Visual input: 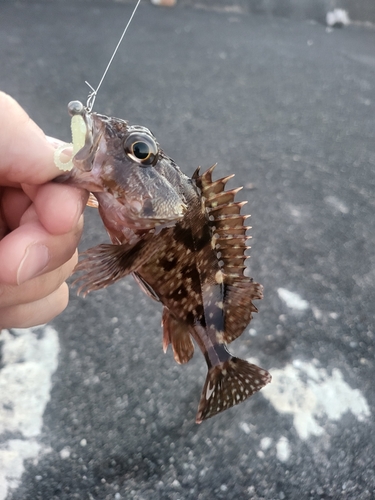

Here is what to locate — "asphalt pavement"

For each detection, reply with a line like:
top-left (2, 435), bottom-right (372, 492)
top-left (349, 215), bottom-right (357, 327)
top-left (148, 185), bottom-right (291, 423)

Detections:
top-left (0, 1), bottom-right (375, 499)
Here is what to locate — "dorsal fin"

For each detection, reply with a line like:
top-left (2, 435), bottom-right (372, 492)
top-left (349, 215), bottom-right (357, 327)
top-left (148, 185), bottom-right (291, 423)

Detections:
top-left (193, 166), bottom-right (249, 280)
top-left (193, 165), bottom-right (263, 343)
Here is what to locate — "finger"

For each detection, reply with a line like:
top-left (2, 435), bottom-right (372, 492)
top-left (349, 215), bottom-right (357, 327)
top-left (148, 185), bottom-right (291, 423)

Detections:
top-left (0, 216), bottom-right (83, 286)
top-left (0, 176), bottom-right (88, 237)
top-left (0, 251), bottom-right (78, 308)
top-left (24, 183), bottom-right (88, 235)
top-left (0, 188), bottom-right (32, 231)
top-left (0, 283), bottom-right (69, 330)
top-left (0, 92), bottom-right (67, 186)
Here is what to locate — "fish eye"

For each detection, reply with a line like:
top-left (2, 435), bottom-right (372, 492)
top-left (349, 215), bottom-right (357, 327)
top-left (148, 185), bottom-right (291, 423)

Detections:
top-left (132, 141), bottom-right (151, 160)
top-left (124, 131), bottom-right (158, 166)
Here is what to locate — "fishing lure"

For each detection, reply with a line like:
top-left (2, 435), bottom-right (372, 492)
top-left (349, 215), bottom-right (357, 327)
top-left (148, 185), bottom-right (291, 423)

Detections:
top-left (54, 1), bottom-right (271, 423)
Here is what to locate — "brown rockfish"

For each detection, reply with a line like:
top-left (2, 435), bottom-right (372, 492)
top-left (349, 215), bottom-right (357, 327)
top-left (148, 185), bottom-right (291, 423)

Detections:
top-left (58, 100), bottom-right (271, 423)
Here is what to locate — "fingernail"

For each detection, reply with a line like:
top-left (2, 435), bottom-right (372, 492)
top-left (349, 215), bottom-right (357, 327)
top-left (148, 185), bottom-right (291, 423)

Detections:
top-left (17, 244), bottom-right (50, 285)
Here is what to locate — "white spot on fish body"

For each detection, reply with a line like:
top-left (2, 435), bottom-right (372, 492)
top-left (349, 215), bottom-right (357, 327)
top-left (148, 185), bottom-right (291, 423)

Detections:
top-left (215, 270), bottom-right (224, 283)
top-left (206, 383), bottom-right (215, 400)
top-left (216, 331), bottom-right (225, 342)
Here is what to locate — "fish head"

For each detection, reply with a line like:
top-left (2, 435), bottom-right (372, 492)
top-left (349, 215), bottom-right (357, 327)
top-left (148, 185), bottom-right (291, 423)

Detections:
top-left (57, 101), bottom-right (187, 232)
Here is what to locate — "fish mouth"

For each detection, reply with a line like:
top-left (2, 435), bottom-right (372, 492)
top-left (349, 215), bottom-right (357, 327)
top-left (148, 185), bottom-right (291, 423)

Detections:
top-left (55, 101), bottom-right (105, 191)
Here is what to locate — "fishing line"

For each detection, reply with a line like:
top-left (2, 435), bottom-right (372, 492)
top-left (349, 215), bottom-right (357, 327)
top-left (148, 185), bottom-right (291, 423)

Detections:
top-left (86, 0), bottom-right (142, 111)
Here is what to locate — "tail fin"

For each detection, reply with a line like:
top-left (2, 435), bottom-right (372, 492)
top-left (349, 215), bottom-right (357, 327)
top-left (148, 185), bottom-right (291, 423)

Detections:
top-left (195, 357), bottom-right (271, 424)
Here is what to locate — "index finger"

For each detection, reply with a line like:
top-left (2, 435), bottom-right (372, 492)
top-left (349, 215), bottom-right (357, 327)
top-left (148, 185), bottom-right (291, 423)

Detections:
top-left (0, 92), bottom-right (65, 186)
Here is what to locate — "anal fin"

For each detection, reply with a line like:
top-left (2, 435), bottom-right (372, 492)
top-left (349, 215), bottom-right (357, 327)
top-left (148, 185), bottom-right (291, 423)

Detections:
top-left (196, 357), bottom-right (271, 423)
top-left (162, 308), bottom-right (194, 364)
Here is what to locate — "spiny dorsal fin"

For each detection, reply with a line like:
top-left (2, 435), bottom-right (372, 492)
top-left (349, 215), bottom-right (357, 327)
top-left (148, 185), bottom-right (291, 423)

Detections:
top-left (193, 166), bottom-right (251, 280)
top-left (193, 165), bottom-right (263, 343)
top-left (197, 163), bottom-right (217, 185)
top-left (192, 166), bottom-right (201, 180)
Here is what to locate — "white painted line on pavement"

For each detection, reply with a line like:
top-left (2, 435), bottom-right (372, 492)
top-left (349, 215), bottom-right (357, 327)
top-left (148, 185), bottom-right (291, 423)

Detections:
top-left (0, 326), bottom-right (60, 500)
top-left (244, 358), bottom-right (371, 462)
top-left (262, 359), bottom-right (370, 442)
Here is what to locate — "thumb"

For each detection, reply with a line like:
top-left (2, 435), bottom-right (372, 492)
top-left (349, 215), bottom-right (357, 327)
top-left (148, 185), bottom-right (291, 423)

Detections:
top-left (0, 92), bottom-right (64, 186)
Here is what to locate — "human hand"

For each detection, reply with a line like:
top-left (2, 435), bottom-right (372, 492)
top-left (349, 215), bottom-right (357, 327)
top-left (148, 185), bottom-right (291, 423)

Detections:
top-left (0, 92), bottom-right (88, 329)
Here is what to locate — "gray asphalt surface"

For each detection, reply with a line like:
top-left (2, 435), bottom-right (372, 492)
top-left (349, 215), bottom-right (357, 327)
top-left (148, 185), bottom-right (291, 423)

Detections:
top-left (1, 2), bottom-right (375, 499)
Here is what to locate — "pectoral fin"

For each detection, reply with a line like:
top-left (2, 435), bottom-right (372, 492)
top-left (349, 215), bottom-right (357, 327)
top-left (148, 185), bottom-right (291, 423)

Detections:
top-left (86, 193), bottom-right (99, 208)
top-left (74, 239), bottom-right (155, 296)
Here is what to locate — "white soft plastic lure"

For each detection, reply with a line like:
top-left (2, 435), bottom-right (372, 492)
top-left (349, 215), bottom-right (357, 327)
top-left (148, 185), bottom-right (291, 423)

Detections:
top-left (54, 113), bottom-right (86, 171)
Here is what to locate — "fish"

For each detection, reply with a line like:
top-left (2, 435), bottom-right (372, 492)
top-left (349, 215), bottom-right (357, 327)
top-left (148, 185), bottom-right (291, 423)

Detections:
top-left (57, 100), bottom-right (271, 423)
